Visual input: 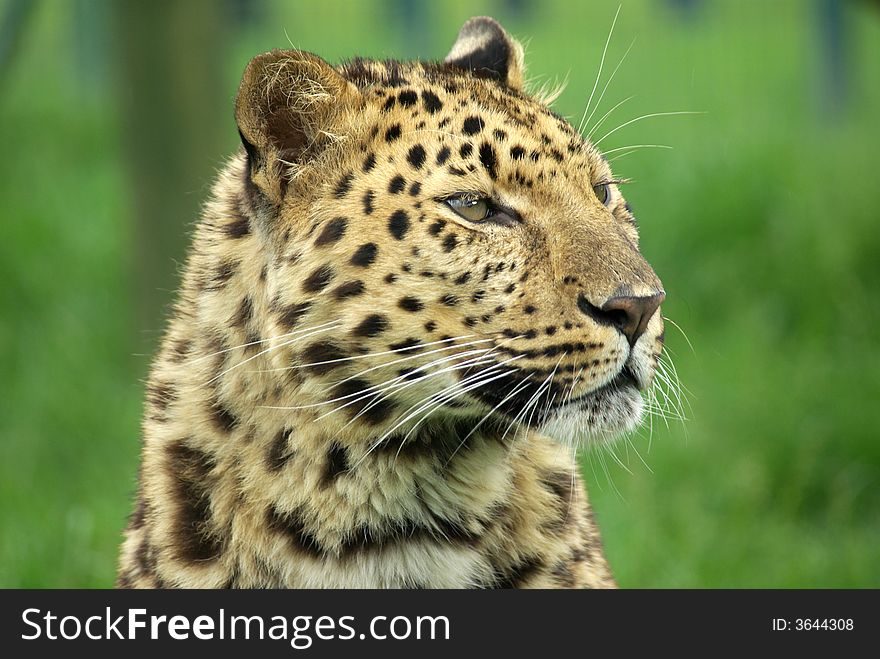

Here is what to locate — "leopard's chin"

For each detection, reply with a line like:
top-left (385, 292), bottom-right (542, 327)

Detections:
top-left (539, 370), bottom-right (645, 446)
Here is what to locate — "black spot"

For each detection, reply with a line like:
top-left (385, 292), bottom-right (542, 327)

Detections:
top-left (552, 562), bottom-right (576, 588)
top-left (333, 280), bottom-right (366, 299)
top-left (302, 264), bottom-right (335, 293)
top-left (146, 381), bottom-right (176, 415)
top-left (167, 441), bottom-right (221, 562)
top-left (265, 506), bottom-right (325, 558)
top-left (171, 337), bottom-right (193, 363)
top-left (454, 271), bottom-right (472, 285)
top-left (524, 305), bottom-right (537, 314)
top-left (459, 143), bottom-right (473, 158)
top-left (541, 471), bottom-right (575, 534)
top-left (388, 210), bottom-right (410, 239)
top-left (399, 296), bottom-right (424, 312)
top-left (407, 145), bottom-right (426, 169)
top-left (362, 190), bottom-right (375, 214)
top-left (542, 471), bottom-right (574, 507)
top-left (276, 301), bottom-right (311, 329)
top-left (332, 378), bottom-right (397, 425)
top-left (398, 366), bottom-right (422, 381)
top-left (363, 153), bottom-right (377, 172)
top-left (351, 242), bottom-right (378, 267)
top-left (231, 296), bottom-right (253, 328)
top-left (494, 556), bottom-right (543, 589)
top-left (209, 396), bottom-right (238, 433)
top-left (224, 213), bottom-right (250, 239)
top-left (334, 172), bottom-right (354, 198)
top-left (463, 317), bottom-right (477, 327)
top-left (129, 492), bottom-right (147, 530)
top-left (510, 145), bottom-right (526, 160)
top-left (385, 124), bottom-right (402, 142)
top-left (398, 89), bottom-right (418, 107)
top-left (315, 217), bottom-right (348, 246)
top-left (116, 570), bottom-right (135, 589)
top-left (389, 337), bottom-right (423, 354)
top-left (321, 443), bottom-right (349, 487)
top-left (353, 314), bottom-right (389, 337)
top-left (440, 293), bottom-right (459, 306)
top-left (479, 143), bottom-right (498, 179)
top-left (448, 166), bottom-right (467, 176)
top-left (134, 535), bottom-right (156, 574)
top-left (493, 129), bottom-right (507, 141)
top-left (424, 320), bottom-right (437, 332)
top-left (212, 260), bottom-right (237, 287)
top-left (442, 234), bottom-right (458, 252)
top-left (408, 181), bottom-right (422, 196)
top-left (471, 290), bottom-right (486, 302)
top-left (388, 175), bottom-right (406, 194)
top-left (436, 146), bottom-right (451, 165)
top-left (463, 116), bottom-right (485, 135)
top-left (383, 96), bottom-right (396, 111)
top-left (428, 220), bottom-right (446, 236)
top-left (384, 273), bottom-right (398, 284)
top-left (301, 341), bottom-right (349, 375)
top-left (422, 91), bottom-right (443, 113)
top-left (266, 429), bottom-right (294, 472)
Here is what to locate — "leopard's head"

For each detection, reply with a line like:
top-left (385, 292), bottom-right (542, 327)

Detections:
top-left (234, 17), bottom-right (664, 448)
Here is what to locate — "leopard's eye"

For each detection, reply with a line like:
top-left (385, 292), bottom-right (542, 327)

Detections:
top-left (445, 196), bottom-right (491, 223)
top-left (593, 183), bottom-right (611, 207)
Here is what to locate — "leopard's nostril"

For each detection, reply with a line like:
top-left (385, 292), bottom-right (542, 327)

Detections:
top-left (577, 291), bottom-right (665, 346)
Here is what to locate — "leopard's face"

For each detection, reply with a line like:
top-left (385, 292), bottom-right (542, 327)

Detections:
top-left (237, 19), bottom-right (664, 448)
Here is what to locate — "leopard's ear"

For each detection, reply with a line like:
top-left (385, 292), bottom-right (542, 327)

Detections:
top-left (235, 49), bottom-right (361, 204)
top-left (444, 17), bottom-right (525, 90)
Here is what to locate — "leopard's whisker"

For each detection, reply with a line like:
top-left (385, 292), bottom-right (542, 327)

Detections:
top-left (601, 143), bottom-right (673, 156)
top-left (593, 110), bottom-right (704, 148)
top-left (587, 95), bottom-right (634, 141)
top-left (578, 4), bottom-right (621, 134)
top-left (326, 356), bottom-right (508, 457)
top-left (331, 336), bottom-right (499, 387)
top-left (662, 315), bottom-right (696, 356)
top-left (441, 374), bottom-right (536, 467)
top-left (265, 346), bottom-right (495, 412)
top-left (582, 37), bottom-right (636, 136)
top-left (349, 359), bottom-right (523, 471)
top-left (207, 322), bottom-right (342, 384)
top-left (392, 361), bottom-right (524, 449)
top-left (317, 349), bottom-right (502, 424)
top-left (190, 320), bottom-right (341, 365)
top-left (259, 333), bottom-right (485, 373)
top-left (655, 360), bottom-right (687, 420)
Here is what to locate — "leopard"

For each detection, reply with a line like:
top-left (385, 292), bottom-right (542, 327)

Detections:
top-left (117, 16), bottom-right (665, 589)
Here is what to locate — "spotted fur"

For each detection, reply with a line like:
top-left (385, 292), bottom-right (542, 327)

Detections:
top-left (117, 17), bottom-right (665, 589)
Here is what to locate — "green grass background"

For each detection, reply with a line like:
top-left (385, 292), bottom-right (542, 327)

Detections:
top-left (1, 0), bottom-right (878, 587)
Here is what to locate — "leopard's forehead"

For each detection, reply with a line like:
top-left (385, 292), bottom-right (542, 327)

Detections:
top-left (336, 58), bottom-right (607, 187)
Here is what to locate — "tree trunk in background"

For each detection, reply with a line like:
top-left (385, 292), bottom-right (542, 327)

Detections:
top-left (112, 0), bottom-right (228, 351)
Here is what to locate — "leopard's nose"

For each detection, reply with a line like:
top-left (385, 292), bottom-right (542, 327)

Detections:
top-left (578, 291), bottom-right (665, 346)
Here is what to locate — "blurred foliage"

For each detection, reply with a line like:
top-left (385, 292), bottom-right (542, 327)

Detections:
top-left (0, 0), bottom-right (878, 587)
